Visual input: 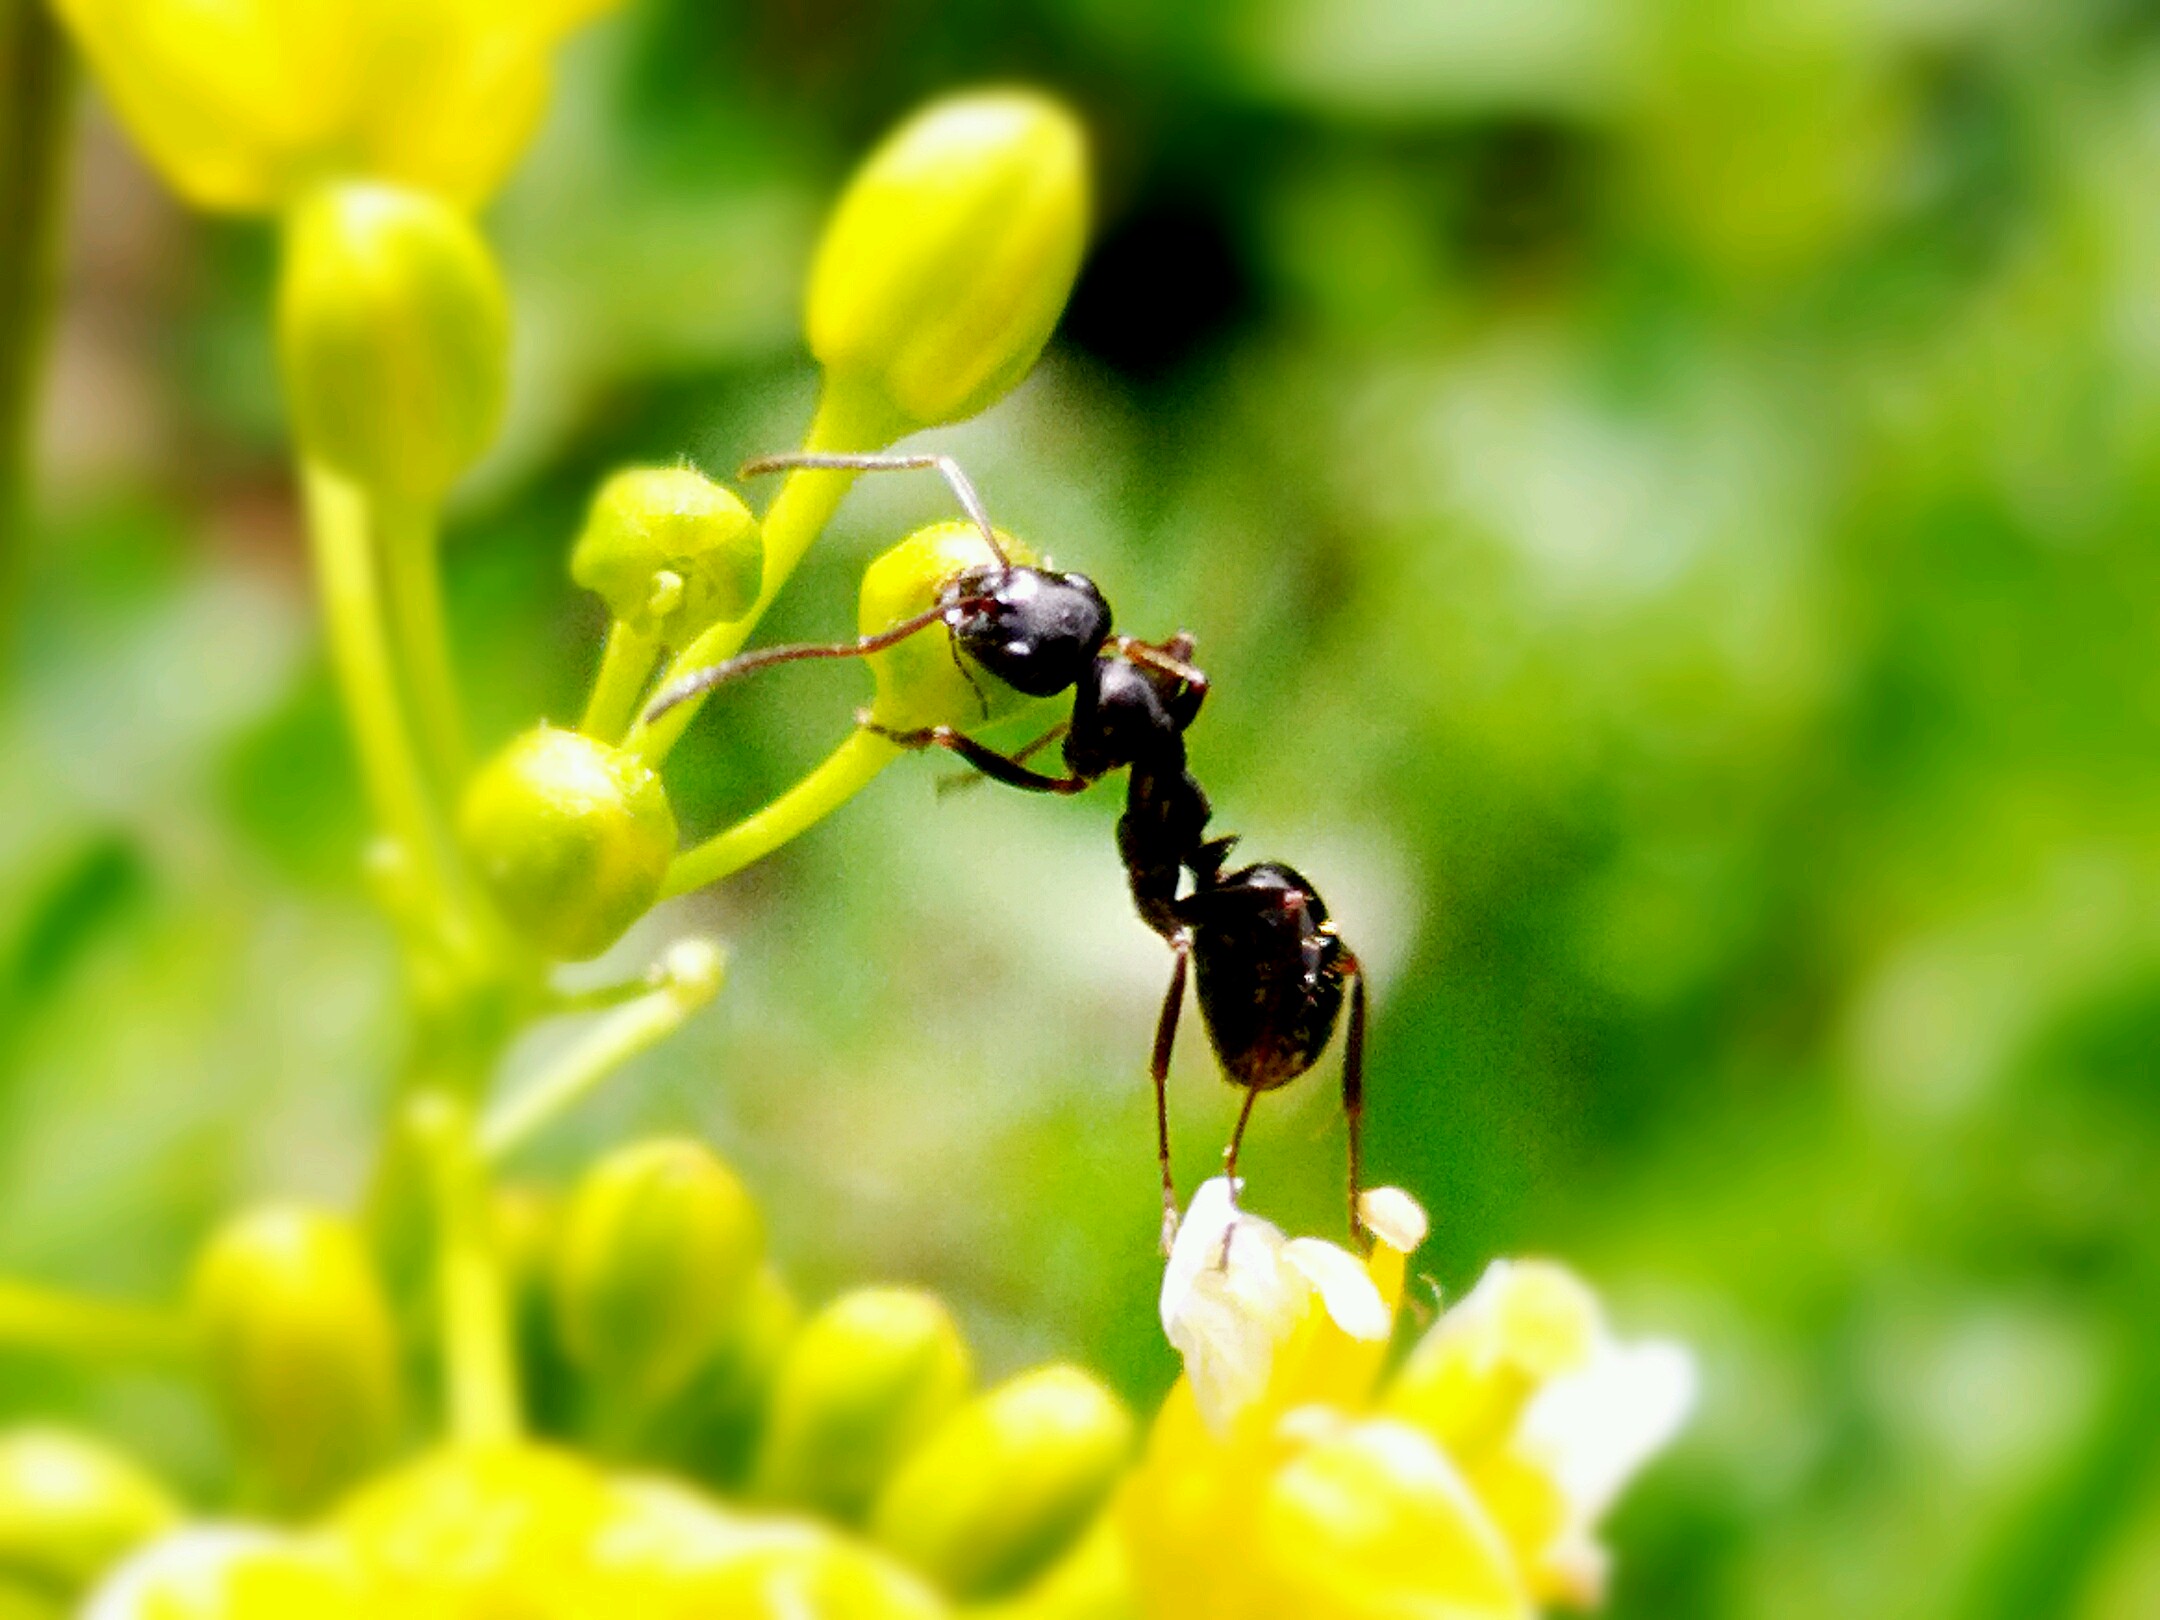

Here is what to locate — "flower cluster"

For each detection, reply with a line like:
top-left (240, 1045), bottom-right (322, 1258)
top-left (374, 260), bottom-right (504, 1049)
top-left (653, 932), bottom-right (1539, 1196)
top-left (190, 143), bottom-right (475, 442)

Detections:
top-left (1122, 1180), bottom-right (1695, 1619)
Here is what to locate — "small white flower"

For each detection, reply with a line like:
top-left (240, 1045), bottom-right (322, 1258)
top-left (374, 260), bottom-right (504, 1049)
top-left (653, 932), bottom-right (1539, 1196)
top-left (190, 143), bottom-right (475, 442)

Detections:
top-left (1159, 1177), bottom-right (1398, 1434)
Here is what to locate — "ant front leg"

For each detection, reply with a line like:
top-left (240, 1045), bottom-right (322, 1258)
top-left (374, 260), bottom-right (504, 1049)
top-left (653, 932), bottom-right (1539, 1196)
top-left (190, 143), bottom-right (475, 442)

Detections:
top-left (860, 717), bottom-right (1094, 795)
top-left (1119, 635), bottom-right (1209, 727)
top-left (1150, 934), bottom-right (1191, 1253)
top-left (646, 601), bottom-right (961, 718)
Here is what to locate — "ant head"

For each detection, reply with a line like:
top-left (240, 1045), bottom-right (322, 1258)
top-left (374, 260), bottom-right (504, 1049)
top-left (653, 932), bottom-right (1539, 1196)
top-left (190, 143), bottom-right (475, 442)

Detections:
top-left (943, 565), bottom-right (1113, 699)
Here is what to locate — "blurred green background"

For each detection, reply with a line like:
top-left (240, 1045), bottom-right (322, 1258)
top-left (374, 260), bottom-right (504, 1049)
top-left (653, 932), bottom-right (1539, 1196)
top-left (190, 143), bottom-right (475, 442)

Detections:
top-left (7, 2), bottom-right (2160, 1615)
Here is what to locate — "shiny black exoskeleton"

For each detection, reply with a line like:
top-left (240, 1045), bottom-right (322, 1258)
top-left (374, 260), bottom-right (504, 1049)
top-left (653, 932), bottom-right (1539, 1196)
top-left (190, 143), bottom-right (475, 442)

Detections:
top-left (648, 450), bottom-right (1369, 1246)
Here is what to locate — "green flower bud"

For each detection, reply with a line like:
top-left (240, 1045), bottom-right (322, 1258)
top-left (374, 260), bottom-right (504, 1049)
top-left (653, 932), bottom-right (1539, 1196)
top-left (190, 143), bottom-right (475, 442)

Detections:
top-left (277, 182), bottom-right (509, 500)
top-left (458, 727), bottom-right (677, 962)
top-left (650, 1264), bottom-right (802, 1489)
top-left (860, 521), bottom-right (1039, 732)
top-left (871, 1364), bottom-right (1134, 1601)
top-left (0, 1430), bottom-right (178, 1600)
top-left (188, 1206), bottom-right (403, 1512)
top-left (755, 1287), bottom-right (972, 1522)
top-left (571, 468), bottom-right (764, 649)
top-left (553, 1139), bottom-right (763, 1414)
top-left (809, 90), bottom-right (1089, 433)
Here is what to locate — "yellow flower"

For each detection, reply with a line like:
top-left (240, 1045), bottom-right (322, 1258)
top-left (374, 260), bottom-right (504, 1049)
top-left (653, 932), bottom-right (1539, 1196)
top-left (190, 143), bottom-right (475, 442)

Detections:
top-left (49, 0), bottom-right (621, 214)
top-left (1118, 1178), bottom-right (1692, 1619)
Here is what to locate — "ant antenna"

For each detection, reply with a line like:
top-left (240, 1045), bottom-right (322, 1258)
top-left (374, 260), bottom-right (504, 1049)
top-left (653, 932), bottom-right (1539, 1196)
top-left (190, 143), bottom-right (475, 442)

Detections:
top-left (739, 452), bottom-right (1010, 568)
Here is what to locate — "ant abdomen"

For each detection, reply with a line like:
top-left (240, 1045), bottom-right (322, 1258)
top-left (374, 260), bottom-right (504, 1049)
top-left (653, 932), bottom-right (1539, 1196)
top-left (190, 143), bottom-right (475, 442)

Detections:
top-left (1184, 862), bottom-right (1349, 1092)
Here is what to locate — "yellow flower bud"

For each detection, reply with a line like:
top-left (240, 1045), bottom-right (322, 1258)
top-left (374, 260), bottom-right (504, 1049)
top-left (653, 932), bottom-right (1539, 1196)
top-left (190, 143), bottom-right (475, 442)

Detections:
top-left (334, 1443), bottom-right (616, 1613)
top-left (82, 1529), bottom-right (365, 1620)
top-left (599, 1479), bottom-right (945, 1620)
top-left (808, 90), bottom-right (1089, 433)
top-left (553, 1139), bottom-right (764, 1413)
top-left (650, 1264), bottom-right (802, 1488)
top-left (571, 468), bottom-right (764, 649)
top-left (458, 727), bottom-right (677, 962)
top-left (755, 1287), bottom-right (972, 1522)
top-left (871, 1365), bottom-right (1132, 1601)
top-left (0, 1430), bottom-right (178, 1600)
top-left (277, 182), bottom-right (509, 500)
top-left (859, 521), bottom-right (1041, 732)
top-left (49, 0), bottom-right (623, 214)
top-left (189, 1205), bottom-right (403, 1512)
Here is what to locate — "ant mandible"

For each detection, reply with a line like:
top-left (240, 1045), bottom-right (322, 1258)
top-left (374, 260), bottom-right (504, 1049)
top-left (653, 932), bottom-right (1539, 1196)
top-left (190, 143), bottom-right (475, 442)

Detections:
top-left (648, 452), bottom-right (1369, 1251)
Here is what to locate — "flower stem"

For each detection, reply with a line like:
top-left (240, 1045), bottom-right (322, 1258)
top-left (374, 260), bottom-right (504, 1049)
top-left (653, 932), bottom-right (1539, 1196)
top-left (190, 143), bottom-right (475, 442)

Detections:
top-left (302, 461), bottom-right (451, 909)
top-left (377, 493), bottom-right (467, 794)
top-left (479, 951), bottom-right (728, 1163)
top-left (0, 1277), bottom-right (191, 1366)
top-left (0, 0), bottom-right (74, 676)
top-left (412, 1096), bottom-right (520, 1445)
top-left (580, 618), bottom-right (659, 744)
top-left (625, 382), bottom-right (900, 765)
top-left (662, 727), bottom-right (898, 896)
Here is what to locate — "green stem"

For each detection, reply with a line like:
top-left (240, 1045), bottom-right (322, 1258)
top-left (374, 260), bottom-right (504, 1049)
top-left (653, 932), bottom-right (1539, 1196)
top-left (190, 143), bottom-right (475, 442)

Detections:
top-left (302, 462), bottom-right (451, 906)
top-left (0, 0), bottom-right (74, 673)
top-left (580, 618), bottom-right (660, 744)
top-left (479, 953), bottom-right (728, 1163)
top-left (412, 1097), bottom-right (520, 1445)
top-left (625, 383), bottom-right (900, 765)
top-left (0, 1277), bottom-right (192, 1366)
top-left (378, 494), bottom-right (467, 794)
top-left (663, 727), bottom-right (899, 896)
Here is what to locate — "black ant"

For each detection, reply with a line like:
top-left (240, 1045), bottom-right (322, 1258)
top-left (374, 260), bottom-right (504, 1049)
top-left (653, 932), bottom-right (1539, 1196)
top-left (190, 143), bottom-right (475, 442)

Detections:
top-left (648, 452), bottom-right (1368, 1251)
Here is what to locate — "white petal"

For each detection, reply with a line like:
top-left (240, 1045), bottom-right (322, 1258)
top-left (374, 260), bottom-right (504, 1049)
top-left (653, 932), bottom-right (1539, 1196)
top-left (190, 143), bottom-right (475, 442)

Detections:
top-left (1521, 1337), bottom-right (1696, 1520)
top-left (87, 1528), bottom-right (284, 1619)
top-left (1283, 1238), bottom-right (1391, 1341)
top-left (1358, 1185), bottom-right (1429, 1253)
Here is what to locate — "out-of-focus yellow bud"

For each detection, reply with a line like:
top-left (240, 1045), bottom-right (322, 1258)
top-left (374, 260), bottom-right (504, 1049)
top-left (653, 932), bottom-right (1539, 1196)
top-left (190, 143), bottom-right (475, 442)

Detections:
top-left (277, 182), bottom-right (509, 501)
top-left (653, 1264), bottom-right (802, 1489)
top-left (808, 90), bottom-right (1089, 434)
top-left (755, 1287), bottom-right (972, 1522)
top-left (553, 1139), bottom-right (763, 1413)
top-left (1254, 1420), bottom-right (1531, 1620)
top-left (82, 1529), bottom-right (365, 1620)
top-left (872, 1365), bottom-right (1132, 1602)
top-left (458, 727), bottom-right (677, 962)
top-left (189, 1205), bottom-right (403, 1512)
top-left (859, 522), bottom-right (1039, 732)
top-left (599, 1480), bottom-right (945, 1620)
top-left (572, 468), bottom-right (764, 649)
top-left (334, 1443), bottom-right (615, 1615)
top-left (0, 1430), bottom-right (178, 1601)
top-left (49, 0), bottom-right (623, 214)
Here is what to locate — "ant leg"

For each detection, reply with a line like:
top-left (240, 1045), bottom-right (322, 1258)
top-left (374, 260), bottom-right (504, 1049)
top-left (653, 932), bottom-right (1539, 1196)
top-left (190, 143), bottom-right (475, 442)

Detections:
top-left (645, 599), bottom-right (963, 719)
top-left (1343, 959), bottom-right (1369, 1252)
top-left (1118, 636), bottom-right (1209, 726)
top-left (936, 720), bottom-right (1069, 797)
top-left (861, 718), bottom-right (1093, 795)
top-left (1150, 935), bottom-right (1191, 1253)
top-left (1217, 1086), bottom-right (1261, 1268)
top-left (740, 451), bottom-right (1007, 566)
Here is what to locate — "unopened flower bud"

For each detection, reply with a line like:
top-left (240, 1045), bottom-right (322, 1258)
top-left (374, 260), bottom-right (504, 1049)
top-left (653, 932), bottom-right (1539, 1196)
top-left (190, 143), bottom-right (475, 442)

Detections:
top-left (756, 1287), bottom-right (972, 1521)
top-left (0, 1430), bottom-right (178, 1599)
top-left (84, 1528), bottom-right (364, 1620)
top-left (553, 1139), bottom-right (763, 1413)
top-left (188, 1206), bottom-right (403, 1511)
top-left (809, 90), bottom-right (1089, 433)
top-left (277, 182), bottom-right (509, 500)
top-left (651, 1263), bottom-right (801, 1487)
top-left (458, 727), bottom-right (677, 962)
top-left (571, 468), bottom-right (764, 649)
top-left (871, 1364), bottom-right (1133, 1600)
top-left (859, 521), bottom-right (1038, 732)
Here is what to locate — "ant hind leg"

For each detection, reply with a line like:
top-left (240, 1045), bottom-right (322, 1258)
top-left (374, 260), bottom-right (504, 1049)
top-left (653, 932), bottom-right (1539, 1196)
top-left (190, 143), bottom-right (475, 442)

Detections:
top-left (1151, 936), bottom-right (1190, 1254)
